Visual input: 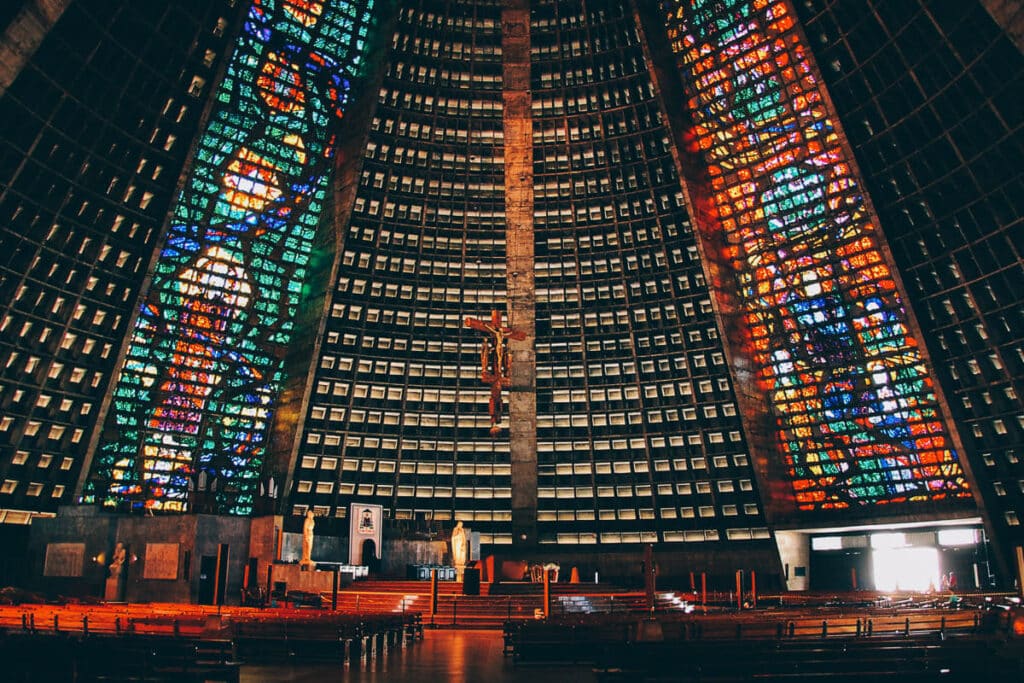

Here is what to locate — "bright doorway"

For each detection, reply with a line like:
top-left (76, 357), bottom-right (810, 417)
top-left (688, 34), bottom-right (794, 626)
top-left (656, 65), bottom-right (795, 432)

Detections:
top-left (872, 546), bottom-right (940, 592)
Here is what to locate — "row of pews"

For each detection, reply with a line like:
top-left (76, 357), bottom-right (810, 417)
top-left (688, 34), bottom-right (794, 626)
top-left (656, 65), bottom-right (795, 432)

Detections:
top-left (0, 632), bottom-right (240, 683)
top-left (592, 634), bottom-right (1021, 681)
top-left (505, 602), bottom-right (1024, 680)
top-left (0, 602), bottom-right (424, 681)
top-left (232, 610), bottom-right (420, 664)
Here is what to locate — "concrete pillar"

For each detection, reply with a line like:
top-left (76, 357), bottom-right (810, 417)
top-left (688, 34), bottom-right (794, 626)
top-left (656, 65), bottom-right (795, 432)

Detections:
top-left (980, 0), bottom-right (1024, 52)
top-left (775, 531), bottom-right (811, 591)
top-left (502, 0), bottom-right (537, 549)
top-left (0, 0), bottom-right (70, 97)
top-left (1015, 546), bottom-right (1024, 598)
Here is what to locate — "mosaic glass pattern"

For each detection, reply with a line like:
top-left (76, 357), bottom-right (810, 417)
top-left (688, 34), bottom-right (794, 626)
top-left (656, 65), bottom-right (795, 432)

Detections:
top-left (662, 0), bottom-right (970, 509)
top-left (85, 0), bottom-right (374, 514)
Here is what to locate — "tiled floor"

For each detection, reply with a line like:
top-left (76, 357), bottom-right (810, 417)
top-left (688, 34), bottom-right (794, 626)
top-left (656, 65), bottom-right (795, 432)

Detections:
top-left (240, 629), bottom-right (596, 682)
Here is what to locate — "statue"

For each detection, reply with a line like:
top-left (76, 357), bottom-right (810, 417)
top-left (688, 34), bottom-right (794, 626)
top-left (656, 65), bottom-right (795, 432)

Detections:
top-left (465, 309), bottom-right (525, 436)
top-left (109, 542), bottom-right (126, 578)
top-left (300, 509), bottom-right (315, 568)
top-left (104, 542), bottom-right (128, 601)
top-left (450, 521), bottom-right (468, 573)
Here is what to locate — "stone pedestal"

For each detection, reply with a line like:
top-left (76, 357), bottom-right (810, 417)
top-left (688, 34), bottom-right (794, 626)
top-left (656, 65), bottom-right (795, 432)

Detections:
top-left (104, 576), bottom-right (122, 601)
top-left (271, 563), bottom-right (336, 593)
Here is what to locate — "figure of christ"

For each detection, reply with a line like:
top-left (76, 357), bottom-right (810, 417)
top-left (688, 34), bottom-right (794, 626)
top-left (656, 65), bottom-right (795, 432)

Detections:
top-left (465, 309), bottom-right (525, 436)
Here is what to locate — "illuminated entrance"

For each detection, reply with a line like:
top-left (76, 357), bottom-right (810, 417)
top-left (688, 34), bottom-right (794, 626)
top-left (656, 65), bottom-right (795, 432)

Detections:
top-left (872, 546), bottom-right (941, 593)
top-left (808, 525), bottom-right (987, 591)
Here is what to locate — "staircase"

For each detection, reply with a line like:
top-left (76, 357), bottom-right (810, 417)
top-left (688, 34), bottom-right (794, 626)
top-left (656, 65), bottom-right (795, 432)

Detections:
top-left (324, 581), bottom-right (694, 628)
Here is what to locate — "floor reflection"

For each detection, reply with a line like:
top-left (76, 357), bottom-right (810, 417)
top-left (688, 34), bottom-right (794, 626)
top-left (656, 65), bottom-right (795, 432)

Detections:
top-left (240, 629), bottom-right (596, 682)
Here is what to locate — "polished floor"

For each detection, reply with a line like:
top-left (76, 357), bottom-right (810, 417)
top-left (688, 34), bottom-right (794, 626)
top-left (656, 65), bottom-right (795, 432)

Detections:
top-left (240, 629), bottom-right (595, 682)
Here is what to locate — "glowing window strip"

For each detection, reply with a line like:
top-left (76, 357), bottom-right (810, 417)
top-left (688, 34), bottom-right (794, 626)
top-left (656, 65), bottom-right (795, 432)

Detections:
top-left (662, 0), bottom-right (969, 509)
top-left (86, 0), bottom-right (374, 514)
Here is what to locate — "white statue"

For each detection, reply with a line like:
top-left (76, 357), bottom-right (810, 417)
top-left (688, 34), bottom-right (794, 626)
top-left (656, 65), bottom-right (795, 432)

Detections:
top-left (109, 542), bottom-right (126, 578)
top-left (450, 521), bottom-right (468, 571)
top-left (300, 509), bottom-right (315, 567)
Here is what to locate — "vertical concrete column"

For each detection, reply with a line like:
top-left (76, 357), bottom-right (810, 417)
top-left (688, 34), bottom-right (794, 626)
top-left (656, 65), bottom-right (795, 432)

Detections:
top-left (980, 0), bottom-right (1024, 53)
top-left (774, 531), bottom-right (811, 591)
top-left (0, 0), bottom-right (70, 97)
top-left (542, 567), bottom-right (551, 619)
top-left (501, 1), bottom-right (537, 549)
top-left (430, 568), bottom-right (438, 615)
top-left (644, 544), bottom-right (656, 613)
top-left (1016, 546), bottom-right (1024, 598)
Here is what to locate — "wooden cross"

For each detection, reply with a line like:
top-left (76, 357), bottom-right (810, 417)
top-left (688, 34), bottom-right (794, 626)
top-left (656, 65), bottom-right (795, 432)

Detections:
top-left (465, 309), bottom-right (525, 436)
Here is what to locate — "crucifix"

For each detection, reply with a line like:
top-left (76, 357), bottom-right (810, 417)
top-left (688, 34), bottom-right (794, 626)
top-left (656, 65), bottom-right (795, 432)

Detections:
top-left (465, 309), bottom-right (526, 436)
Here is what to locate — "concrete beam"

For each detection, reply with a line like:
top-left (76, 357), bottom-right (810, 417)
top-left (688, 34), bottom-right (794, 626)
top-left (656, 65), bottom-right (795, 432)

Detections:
top-left (502, 1), bottom-right (536, 549)
top-left (0, 0), bottom-right (69, 98)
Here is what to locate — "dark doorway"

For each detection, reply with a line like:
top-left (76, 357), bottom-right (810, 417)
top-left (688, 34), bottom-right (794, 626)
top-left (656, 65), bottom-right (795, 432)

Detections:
top-left (244, 557), bottom-right (258, 590)
top-left (215, 543), bottom-right (229, 605)
top-left (361, 539), bottom-right (379, 573)
top-left (242, 557), bottom-right (261, 605)
top-left (0, 525), bottom-right (30, 587)
top-left (198, 555), bottom-right (217, 605)
top-left (810, 549), bottom-right (871, 590)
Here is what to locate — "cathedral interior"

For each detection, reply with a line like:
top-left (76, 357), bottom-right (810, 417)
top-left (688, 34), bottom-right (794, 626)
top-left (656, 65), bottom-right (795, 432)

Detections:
top-left (0, 0), bottom-right (1021, 602)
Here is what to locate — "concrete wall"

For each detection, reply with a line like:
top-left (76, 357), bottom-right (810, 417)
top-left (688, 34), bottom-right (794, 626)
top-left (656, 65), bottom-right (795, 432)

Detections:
top-left (270, 563), bottom-right (336, 595)
top-left (774, 531), bottom-right (811, 591)
top-left (486, 541), bottom-right (786, 591)
top-left (248, 515), bottom-right (282, 596)
top-left (116, 515), bottom-right (197, 603)
top-left (381, 539), bottom-right (448, 576)
top-left (244, 534), bottom-right (784, 587)
top-left (281, 531), bottom-right (346, 564)
top-left (27, 506), bottom-right (115, 598)
top-left (278, 534), bottom-right (448, 577)
top-left (28, 510), bottom-right (282, 604)
top-left (28, 509), bottom-right (788, 599)
top-left (192, 515), bottom-right (257, 604)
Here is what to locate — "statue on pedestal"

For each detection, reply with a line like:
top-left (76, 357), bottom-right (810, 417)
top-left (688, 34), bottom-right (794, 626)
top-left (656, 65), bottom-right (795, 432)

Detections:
top-left (109, 542), bottom-right (126, 578)
top-left (300, 509), bottom-right (315, 569)
top-left (450, 521), bottom-right (468, 580)
top-left (105, 542), bottom-right (127, 601)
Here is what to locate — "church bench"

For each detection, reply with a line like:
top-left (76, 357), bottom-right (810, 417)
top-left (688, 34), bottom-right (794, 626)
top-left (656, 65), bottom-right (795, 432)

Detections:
top-left (592, 635), bottom-right (1007, 682)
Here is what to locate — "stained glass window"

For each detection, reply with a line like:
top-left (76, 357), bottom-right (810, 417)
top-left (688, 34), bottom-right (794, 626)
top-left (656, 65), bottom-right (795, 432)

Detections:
top-left (84, 0), bottom-right (375, 514)
top-left (661, 0), bottom-right (970, 509)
